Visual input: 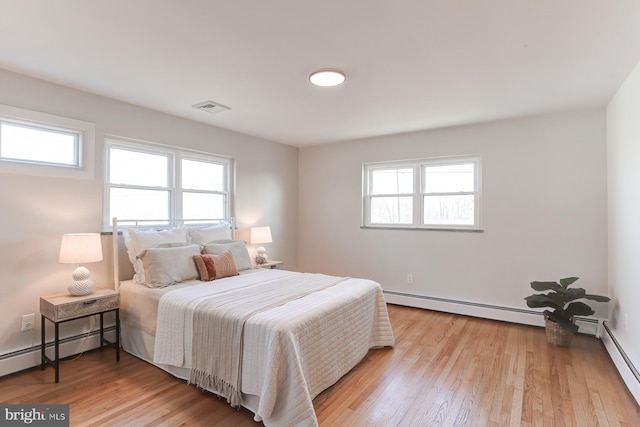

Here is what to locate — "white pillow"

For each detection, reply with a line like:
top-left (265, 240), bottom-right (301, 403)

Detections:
top-left (122, 227), bottom-right (189, 283)
top-left (187, 223), bottom-right (232, 245)
top-left (138, 244), bottom-right (201, 288)
top-left (203, 240), bottom-right (253, 271)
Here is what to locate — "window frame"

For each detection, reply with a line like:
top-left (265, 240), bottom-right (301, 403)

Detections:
top-left (362, 155), bottom-right (482, 231)
top-left (0, 103), bottom-right (95, 179)
top-left (363, 161), bottom-right (418, 227)
top-left (103, 137), bottom-right (235, 230)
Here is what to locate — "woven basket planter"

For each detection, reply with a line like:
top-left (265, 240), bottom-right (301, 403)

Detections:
top-left (544, 316), bottom-right (575, 347)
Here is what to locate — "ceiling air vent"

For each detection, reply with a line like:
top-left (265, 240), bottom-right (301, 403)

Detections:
top-left (192, 100), bottom-right (231, 115)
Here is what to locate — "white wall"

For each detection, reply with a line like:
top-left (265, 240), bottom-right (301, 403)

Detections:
top-left (298, 110), bottom-right (608, 317)
top-left (607, 61), bottom-right (640, 371)
top-left (0, 68), bottom-right (298, 365)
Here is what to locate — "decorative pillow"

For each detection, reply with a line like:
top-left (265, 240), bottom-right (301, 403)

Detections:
top-left (203, 240), bottom-right (252, 271)
top-left (138, 244), bottom-right (201, 288)
top-left (123, 227), bottom-right (189, 284)
top-left (187, 223), bottom-right (231, 245)
top-left (193, 251), bottom-right (238, 281)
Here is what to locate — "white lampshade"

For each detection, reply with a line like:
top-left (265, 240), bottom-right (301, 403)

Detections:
top-left (59, 233), bottom-right (103, 264)
top-left (250, 226), bottom-right (272, 265)
top-left (250, 226), bottom-right (273, 245)
top-left (59, 233), bottom-right (103, 296)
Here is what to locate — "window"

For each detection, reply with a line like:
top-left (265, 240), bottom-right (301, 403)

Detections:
top-left (363, 156), bottom-right (481, 230)
top-left (368, 166), bottom-right (415, 225)
top-left (0, 104), bottom-right (95, 178)
top-left (1, 122), bottom-right (80, 166)
top-left (104, 138), bottom-right (234, 228)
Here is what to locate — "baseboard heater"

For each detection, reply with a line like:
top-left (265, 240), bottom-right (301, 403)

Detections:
top-left (601, 321), bottom-right (640, 404)
top-left (383, 290), bottom-right (600, 334)
top-left (0, 326), bottom-right (117, 378)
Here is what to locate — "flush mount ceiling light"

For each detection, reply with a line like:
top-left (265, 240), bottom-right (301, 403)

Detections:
top-left (309, 69), bottom-right (346, 87)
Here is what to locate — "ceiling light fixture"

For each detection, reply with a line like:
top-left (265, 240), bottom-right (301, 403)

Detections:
top-left (309, 69), bottom-right (346, 87)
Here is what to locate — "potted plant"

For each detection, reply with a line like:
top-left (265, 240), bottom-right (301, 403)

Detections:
top-left (524, 277), bottom-right (610, 346)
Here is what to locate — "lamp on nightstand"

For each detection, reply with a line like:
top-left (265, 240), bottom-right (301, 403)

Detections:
top-left (250, 226), bottom-right (272, 265)
top-left (59, 233), bottom-right (103, 296)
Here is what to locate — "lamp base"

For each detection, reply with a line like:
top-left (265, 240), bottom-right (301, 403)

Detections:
top-left (255, 246), bottom-right (268, 265)
top-left (68, 265), bottom-right (94, 295)
top-left (68, 279), bottom-right (94, 296)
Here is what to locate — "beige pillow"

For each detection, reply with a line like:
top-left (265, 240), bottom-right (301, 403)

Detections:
top-left (123, 227), bottom-right (189, 283)
top-left (187, 224), bottom-right (231, 245)
top-left (203, 240), bottom-right (252, 271)
top-left (138, 244), bottom-right (201, 288)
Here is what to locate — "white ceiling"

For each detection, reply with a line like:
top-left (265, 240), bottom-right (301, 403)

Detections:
top-left (1, 1), bottom-right (639, 147)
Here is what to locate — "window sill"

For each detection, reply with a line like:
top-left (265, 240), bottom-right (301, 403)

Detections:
top-left (360, 226), bottom-right (484, 232)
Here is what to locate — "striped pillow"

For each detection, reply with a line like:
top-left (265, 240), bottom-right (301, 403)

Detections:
top-left (193, 251), bottom-right (238, 281)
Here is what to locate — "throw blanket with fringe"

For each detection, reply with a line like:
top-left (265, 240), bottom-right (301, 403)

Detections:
top-left (154, 270), bottom-right (295, 368)
top-left (189, 272), bottom-right (347, 408)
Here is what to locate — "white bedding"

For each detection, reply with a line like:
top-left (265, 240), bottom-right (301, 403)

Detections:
top-left (120, 269), bottom-right (395, 427)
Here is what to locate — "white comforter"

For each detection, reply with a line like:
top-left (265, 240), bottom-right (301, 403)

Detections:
top-left (153, 269), bottom-right (395, 427)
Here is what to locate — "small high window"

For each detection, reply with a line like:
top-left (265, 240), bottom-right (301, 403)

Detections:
top-left (0, 122), bottom-right (80, 167)
top-left (0, 104), bottom-right (95, 179)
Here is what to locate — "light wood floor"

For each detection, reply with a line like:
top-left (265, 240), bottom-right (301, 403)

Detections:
top-left (1, 304), bottom-right (638, 426)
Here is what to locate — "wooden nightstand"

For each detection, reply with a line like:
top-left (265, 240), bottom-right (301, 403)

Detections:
top-left (258, 260), bottom-right (284, 269)
top-left (40, 288), bottom-right (120, 383)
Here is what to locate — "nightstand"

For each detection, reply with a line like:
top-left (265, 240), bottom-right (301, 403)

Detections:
top-left (40, 288), bottom-right (120, 383)
top-left (258, 260), bottom-right (284, 269)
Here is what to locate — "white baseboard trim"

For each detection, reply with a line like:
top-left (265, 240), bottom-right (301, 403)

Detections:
top-left (384, 291), bottom-right (601, 336)
top-left (600, 322), bottom-right (640, 405)
top-left (0, 328), bottom-right (117, 378)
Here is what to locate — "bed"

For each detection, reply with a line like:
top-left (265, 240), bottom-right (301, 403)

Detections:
top-left (112, 218), bottom-right (395, 427)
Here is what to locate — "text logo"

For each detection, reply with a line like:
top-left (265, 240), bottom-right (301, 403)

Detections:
top-left (1, 405), bottom-right (69, 426)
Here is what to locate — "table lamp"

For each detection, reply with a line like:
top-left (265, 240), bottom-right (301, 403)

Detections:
top-left (59, 233), bottom-right (103, 296)
top-left (250, 226), bottom-right (272, 265)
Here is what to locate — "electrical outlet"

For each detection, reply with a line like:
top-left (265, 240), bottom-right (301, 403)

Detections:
top-left (21, 313), bottom-right (35, 332)
top-left (407, 273), bottom-right (414, 284)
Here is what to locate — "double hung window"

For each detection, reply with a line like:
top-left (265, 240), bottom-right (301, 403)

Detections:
top-left (363, 156), bottom-right (481, 230)
top-left (104, 138), bottom-right (234, 227)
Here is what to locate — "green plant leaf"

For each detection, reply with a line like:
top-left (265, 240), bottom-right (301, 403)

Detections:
top-left (524, 294), bottom-right (561, 309)
top-left (530, 281), bottom-right (562, 292)
top-left (545, 310), bottom-right (562, 322)
top-left (565, 301), bottom-right (595, 317)
top-left (559, 277), bottom-right (579, 288)
top-left (583, 294), bottom-right (611, 302)
top-left (562, 287), bottom-right (587, 302)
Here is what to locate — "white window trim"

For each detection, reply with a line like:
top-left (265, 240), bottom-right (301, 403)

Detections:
top-left (103, 136), bottom-right (235, 230)
top-left (362, 155), bottom-right (482, 231)
top-left (0, 104), bottom-right (95, 179)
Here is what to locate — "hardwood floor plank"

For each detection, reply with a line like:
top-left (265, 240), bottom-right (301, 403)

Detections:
top-left (1, 304), bottom-right (638, 426)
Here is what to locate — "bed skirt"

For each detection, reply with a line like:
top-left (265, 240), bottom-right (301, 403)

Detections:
top-left (121, 322), bottom-right (262, 417)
